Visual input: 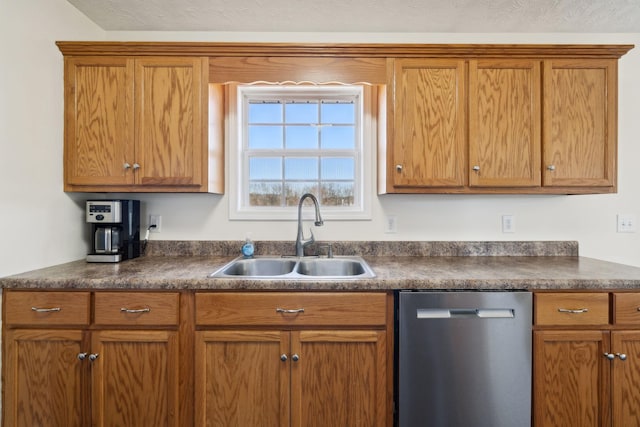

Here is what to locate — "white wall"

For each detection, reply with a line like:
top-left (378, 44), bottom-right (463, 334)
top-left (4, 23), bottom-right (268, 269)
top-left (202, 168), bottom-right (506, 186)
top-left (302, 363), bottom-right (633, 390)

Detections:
top-left (0, 0), bottom-right (104, 277)
top-left (1, 4), bottom-right (639, 277)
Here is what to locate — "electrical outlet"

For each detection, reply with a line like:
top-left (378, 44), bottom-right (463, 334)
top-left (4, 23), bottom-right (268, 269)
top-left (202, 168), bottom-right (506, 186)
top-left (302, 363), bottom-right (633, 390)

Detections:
top-left (149, 215), bottom-right (162, 233)
top-left (617, 214), bottom-right (636, 233)
top-left (502, 215), bottom-right (515, 233)
top-left (384, 215), bottom-right (398, 233)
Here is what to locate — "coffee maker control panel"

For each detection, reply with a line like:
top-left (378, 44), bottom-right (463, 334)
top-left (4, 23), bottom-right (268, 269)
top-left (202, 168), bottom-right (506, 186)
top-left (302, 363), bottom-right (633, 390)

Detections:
top-left (87, 201), bottom-right (122, 223)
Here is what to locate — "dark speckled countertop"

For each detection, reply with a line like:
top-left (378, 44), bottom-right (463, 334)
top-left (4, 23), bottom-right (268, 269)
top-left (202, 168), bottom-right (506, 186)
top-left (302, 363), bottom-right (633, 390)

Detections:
top-left (2, 241), bottom-right (640, 291)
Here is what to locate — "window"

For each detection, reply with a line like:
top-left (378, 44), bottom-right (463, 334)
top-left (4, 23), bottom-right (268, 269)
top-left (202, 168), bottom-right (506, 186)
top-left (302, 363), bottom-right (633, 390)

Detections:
top-left (228, 83), bottom-right (375, 220)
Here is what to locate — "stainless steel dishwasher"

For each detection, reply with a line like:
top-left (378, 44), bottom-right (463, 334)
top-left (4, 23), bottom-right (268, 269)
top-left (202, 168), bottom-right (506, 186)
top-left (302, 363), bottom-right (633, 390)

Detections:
top-left (398, 291), bottom-right (532, 427)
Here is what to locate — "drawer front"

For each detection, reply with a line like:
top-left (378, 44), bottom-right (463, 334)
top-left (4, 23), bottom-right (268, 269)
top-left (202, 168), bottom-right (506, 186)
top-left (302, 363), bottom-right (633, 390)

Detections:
top-left (535, 293), bottom-right (610, 326)
top-left (196, 292), bottom-right (387, 327)
top-left (94, 292), bottom-right (180, 326)
top-left (614, 293), bottom-right (640, 325)
top-left (4, 291), bottom-right (91, 326)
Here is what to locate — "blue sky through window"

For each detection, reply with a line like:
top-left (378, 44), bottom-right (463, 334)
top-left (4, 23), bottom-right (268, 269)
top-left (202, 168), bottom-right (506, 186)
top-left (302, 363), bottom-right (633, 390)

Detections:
top-left (246, 97), bottom-right (357, 207)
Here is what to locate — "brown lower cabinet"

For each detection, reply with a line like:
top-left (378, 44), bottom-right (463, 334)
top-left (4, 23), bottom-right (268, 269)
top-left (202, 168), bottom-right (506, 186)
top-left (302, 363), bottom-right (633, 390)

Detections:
top-left (194, 292), bottom-right (390, 427)
top-left (3, 290), bottom-right (391, 427)
top-left (534, 292), bottom-right (640, 427)
top-left (3, 290), bottom-right (182, 427)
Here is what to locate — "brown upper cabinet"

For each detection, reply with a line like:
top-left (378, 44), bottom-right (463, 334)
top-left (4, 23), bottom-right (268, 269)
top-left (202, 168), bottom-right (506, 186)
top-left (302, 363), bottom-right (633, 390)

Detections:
top-left (57, 42), bottom-right (632, 195)
top-left (62, 55), bottom-right (222, 193)
top-left (385, 48), bottom-right (630, 194)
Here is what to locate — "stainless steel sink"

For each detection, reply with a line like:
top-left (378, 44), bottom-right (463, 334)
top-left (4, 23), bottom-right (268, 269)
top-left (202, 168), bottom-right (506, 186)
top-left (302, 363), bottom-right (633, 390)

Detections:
top-left (296, 258), bottom-right (369, 277)
top-left (217, 258), bottom-right (297, 276)
top-left (209, 256), bottom-right (375, 279)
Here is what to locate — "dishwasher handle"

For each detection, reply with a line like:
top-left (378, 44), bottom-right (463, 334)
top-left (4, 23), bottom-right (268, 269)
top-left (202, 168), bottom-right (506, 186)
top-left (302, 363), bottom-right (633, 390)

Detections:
top-left (417, 308), bottom-right (515, 319)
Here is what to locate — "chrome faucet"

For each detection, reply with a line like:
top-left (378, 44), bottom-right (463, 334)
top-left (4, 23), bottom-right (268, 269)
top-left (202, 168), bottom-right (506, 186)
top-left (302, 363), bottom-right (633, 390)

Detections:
top-left (295, 193), bottom-right (324, 257)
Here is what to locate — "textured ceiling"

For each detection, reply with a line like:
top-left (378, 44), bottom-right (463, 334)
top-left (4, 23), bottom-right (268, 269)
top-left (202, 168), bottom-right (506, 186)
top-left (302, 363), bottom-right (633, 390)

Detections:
top-left (67, 0), bottom-right (640, 33)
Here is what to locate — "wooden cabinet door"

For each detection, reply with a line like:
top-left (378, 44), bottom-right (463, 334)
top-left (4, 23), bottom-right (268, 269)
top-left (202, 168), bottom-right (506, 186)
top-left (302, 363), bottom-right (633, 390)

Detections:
top-left (611, 331), bottom-right (640, 427)
top-left (392, 59), bottom-right (466, 188)
top-left (469, 59), bottom-right (541, 187)
top-left (195, 330), bottom-right (290, 427)
top-left (534, 330), bottom-right (611, 427)
top-left (543, 59), bottom-right (617, 188)
top-left (135, 57), bottom-right (206, 188)
top-left (64, 57), bottom-right (135, 188)
top-left (4, 329), bottom-right (88, 427)
top-left (291, 330), bottom-right (387, 427)
top-left (91, 330), bottom-right (180, 427)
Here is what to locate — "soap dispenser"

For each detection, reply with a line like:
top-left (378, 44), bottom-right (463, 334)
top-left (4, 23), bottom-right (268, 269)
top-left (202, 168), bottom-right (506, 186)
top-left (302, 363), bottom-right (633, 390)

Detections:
top-left (241, 234), bottom-right (255, 258)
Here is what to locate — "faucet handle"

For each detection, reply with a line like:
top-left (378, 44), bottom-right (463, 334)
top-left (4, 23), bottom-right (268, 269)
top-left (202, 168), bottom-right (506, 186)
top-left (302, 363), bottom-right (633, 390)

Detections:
top-left (316, 243), bottom-right (334, 258)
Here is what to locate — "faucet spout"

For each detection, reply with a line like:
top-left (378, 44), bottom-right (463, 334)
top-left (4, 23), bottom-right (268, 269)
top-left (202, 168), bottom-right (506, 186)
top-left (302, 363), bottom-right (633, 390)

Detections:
top-left (295, 193), bottom-right (323, 257)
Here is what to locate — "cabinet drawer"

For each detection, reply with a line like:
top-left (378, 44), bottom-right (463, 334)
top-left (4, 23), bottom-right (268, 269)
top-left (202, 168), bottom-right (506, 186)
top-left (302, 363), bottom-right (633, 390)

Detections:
top-left (535, 293), bottom-right (609, 326)
top-left (4, 291), bottom-right (91, 326)
top-left (94, 292), bottom-right (180, 326)
top-left (614, 293), bottom-right (640, 325)
top-left (196, 292), bottom-right (387, 327)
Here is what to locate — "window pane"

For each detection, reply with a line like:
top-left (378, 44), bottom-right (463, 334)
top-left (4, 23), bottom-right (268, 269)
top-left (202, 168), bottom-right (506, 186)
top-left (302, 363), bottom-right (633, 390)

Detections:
top-left (322, 102), bottom-right (354, 124)
top-left (249, 102), bottom-right (283, 123)
top-left (286, 126), bottom-right (318, 149)
top-left (248, 125), bottom-right (283, 149)
top-left (286, 102), bottom-right (318, 123)
top-left (284, 158), bottom-right (318, 180)
top-left (249, 157), bottom-right (282, 180)
top-left (321, 158), bottom-right (355, 180)
top-left (285, 182), bottom-right (319, 206)
top-left (321, 126), bottom-right (355, 149)
top-left (249, 182), bottom-right (283, 206)
top-left (321, 182), bottom-right (355, 206)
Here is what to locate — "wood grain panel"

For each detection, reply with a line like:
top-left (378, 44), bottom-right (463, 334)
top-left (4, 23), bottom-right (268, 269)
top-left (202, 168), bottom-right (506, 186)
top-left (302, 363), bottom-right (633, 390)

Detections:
top-left (291, 330), bottom-right (386, 427)
top-left (64, 57), bottom-right (134, 188)
top-left (534, 330), bottom-right (610, 427)
top-left (543, 59), bottom-right (617, 188)
top-left (135, 57), bottom-right (205, 187)
top-left (392, 58), bottom-right (466, 188)
top-left (195, 330), bottom-right (289, 427)
top-left (4, 291), bottom-right (91, 326)
top-left (535, 293), bottom-right (610, 326)
top-left (4, 329), bottom-right (88, 427)
top-left (91, 330), bottom-right (179, 427)
top-left (195, 292), bottom-right (387, 326)
top-left (469, 59), bottom-right (541, 187)
top-left (94, 292), bottom-right (179, 326)
top-left (56, 42), bottom-right (634, 59)
top-left (209, 56), bottom-right (386, 84)
top-left (612, 331), bottom-right (640, 427)
top-left (613, 293), bottom-right (640, 325)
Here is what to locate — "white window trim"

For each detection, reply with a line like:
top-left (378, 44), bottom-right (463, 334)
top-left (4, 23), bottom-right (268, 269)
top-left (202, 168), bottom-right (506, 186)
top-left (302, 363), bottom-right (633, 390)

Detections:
top-left (227, 82), bottom-right (374, 221)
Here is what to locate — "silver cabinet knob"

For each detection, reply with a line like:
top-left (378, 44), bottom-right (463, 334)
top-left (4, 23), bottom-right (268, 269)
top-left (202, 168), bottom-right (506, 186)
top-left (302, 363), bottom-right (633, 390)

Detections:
top-left (604, 352), bottom-right (615, 360)
top-left (291, 354), bottom-right (300, 362)
top-left (396, 164), bottom-right (403, 172)
top-left (88, 353), bottom-right (99, 362)
top-left (77, 352), bottom-right (88, 361)
top-left (280, 354), bottom-right (288, 362)
top-left (124, 163), bottom-right (131, 170)
top-left (617, 353), bottom-right (627, 361)
top-left (472, 165), bottom-right (480, 172)
top-left (133, 163), bottom-right (140, 170)
top-left (547, 165), bottom-right (556, 171)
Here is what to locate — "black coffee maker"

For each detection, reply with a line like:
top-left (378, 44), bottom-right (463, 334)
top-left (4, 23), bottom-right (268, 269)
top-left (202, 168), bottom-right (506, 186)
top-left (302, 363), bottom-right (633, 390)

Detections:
top-left (86, 200), bottom-right (140, 263)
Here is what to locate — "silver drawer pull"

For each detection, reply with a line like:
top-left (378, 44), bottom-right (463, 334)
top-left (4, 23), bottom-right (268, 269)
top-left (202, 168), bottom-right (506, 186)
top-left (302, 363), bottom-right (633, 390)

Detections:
top-left (276, 308), bottom-right (305, 314)
top-left (31, 306), bottom-right (62, 313)
top-left (558, 308), bottom-right (589, 314)
top-left (120, 307), bottom-right (151, 314)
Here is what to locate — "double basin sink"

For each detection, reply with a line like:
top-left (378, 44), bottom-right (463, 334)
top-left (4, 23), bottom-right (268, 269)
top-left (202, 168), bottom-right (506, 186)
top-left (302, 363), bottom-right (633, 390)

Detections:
top-left (210, 256), bottom-right (376, 279)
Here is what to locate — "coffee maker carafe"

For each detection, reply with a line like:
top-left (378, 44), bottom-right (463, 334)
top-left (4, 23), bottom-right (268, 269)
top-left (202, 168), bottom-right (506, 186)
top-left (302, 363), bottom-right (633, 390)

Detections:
top-left (86, 200), bottom-right (140, 263)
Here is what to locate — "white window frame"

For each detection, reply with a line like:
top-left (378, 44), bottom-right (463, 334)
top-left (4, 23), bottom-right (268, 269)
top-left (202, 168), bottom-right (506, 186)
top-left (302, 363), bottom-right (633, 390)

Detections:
top-left (227, 82), bottom-right (374, 221)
